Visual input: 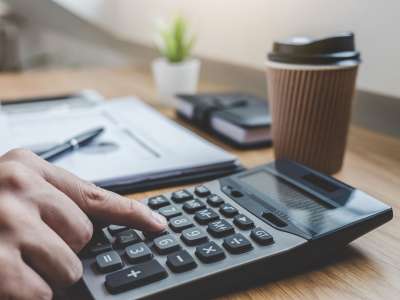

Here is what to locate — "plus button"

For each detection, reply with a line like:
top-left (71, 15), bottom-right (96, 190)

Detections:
top-left (127, 269), bottom-right (142, 278)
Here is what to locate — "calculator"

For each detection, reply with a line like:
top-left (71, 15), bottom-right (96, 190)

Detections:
top-left (80, 160), bottom-right (393, 300)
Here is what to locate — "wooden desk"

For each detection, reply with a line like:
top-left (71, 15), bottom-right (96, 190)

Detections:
top-left (1, 67), bottom-right (399, 300)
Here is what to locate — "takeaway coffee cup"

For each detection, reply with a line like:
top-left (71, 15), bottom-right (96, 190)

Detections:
top-left (266, 33), bottom-right (361, 174)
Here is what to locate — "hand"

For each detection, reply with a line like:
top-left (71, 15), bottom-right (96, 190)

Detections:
top-left (0, 149), bottom-right (167, 300)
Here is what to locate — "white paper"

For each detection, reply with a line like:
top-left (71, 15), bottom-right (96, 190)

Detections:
top-left (0, 97), bottom-right (237, 186)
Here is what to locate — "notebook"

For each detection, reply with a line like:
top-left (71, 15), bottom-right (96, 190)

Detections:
top-left (176, 92), bottom-right (272, 148)
top-left (0, 96), bottom-right (241, 193)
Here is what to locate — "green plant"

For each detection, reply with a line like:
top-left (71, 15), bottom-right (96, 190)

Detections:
top-left (156, 16), bottom-right (195, 63)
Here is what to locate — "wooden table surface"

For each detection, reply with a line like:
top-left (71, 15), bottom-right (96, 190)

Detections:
top-left (1, 67), bottom-right (399, 300)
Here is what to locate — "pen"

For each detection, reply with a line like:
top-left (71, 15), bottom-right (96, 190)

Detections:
top-left (39, 127), bottom-right (105, 162)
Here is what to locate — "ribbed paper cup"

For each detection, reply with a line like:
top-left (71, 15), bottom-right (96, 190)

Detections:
top-left (266, 61), bottom-right (359, 174)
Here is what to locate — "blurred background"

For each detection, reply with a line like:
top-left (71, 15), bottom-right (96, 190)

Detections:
top-left (1, 0), bottom-right (399, 135)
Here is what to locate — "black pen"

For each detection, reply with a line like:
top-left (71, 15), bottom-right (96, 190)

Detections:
top-left (40, 127), bottom-right (105, 162)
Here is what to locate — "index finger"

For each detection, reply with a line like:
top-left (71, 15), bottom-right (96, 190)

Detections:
top-left (5, 149), bottom-right (167, 232)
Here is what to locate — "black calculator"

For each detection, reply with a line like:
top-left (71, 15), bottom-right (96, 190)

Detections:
top-left (80, 160), bottom-right (392, 300)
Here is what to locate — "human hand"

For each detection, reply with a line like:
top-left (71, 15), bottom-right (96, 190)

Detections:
top-left (0, 149), bottom-right (167, 300)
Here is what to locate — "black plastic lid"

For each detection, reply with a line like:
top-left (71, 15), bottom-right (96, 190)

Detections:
top-left (268, 32), bottom-right (360, 65)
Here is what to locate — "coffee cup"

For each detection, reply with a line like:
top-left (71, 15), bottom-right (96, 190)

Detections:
top-left (266, 33), bottom-right (360, 174)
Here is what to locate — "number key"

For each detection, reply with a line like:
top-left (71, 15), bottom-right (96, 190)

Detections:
top-left (125, 242), bottom-right (153, 263)
top-left (116, 229), bottom-right (141, 247)
top-left (158, 205), bottom-right (182, 219)
top-left (183, 199), bottom-right (206, 214)
top-left (169, 216), bottom-right (193, 232)
top-left (181, 227), bottom-right (208, 246)
top-left (154, 234), bottom-right (181, 254)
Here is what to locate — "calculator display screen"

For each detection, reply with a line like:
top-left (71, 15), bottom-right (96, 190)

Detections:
top-left (240, 170), bottom-right (334, 234)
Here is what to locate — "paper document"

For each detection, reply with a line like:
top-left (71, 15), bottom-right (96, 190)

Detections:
top-left (0, 97), bottom-right (238, 187)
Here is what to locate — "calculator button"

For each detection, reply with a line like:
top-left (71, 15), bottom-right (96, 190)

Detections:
top-left (166, 250), bottom-right (197, 273)
top-left (90, 240), bottom-right (113, 256)
top-left (148, 195), bottom-right (170, 209)
top-left (194, 208), bottom-right (219, 225)
top-left (154, 234), bottom-right (181, 254)
top-left (108, 225), bottom-right (127, 235)
top-left (219, 203), bottom-right (239, 217)
top-left (223, 233), bottom-right (253, 254)
top-left (206, 194), bottom-right (225, 207)
top-left (181, 227), bottom-right (209, 246)
top-left (233, 214), bottom-right (255, 230)
top-left (169, 216), bottom-right (194, 232)
top-left (116, 229), bottom-right (142, 247)
top-left (171, 190), bottom-right (193, 203)
top-left (105, 260), bottom-right (167, 294)
top-left (251, 227), bottom-right (274, 245)
top-left (158, 205), bottom-right (182, 219)
top-left (195, 242), bottom-right (226, 263)
top-left (142, 230), bottom-right (168, 240)
top-left (183, 199), bottom-right (206, 214)
top-left (96, 251), bottom-right (123, 273)
top-left (207, 219), bottom-right (235, 238)
top-left (125, 242), bottom-right (153, 264)
top-left (194, 186), bottom-right (211, 197)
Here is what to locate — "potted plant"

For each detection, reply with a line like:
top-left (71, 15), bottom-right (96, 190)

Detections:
top-left (152, 16), bottom-right (199, 106)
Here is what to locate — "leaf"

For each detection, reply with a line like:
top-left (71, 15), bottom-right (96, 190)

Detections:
top-left (155, 15), bottom-right (196, 63)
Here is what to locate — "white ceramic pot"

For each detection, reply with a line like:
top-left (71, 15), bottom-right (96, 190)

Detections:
top-left (152, 58), bottom-right (201, 106)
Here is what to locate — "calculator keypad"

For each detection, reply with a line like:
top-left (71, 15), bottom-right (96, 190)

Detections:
top-left (233, 214), bottom-right (255, 230)
top-left (219, 203), bottom-right (239, 217)
top-left (251, 227), bottom-right (274, 245)
top-left (148, 195), bottom-right (170, 209)
top-left (183, 199), bottom-right (206, 213)
top-left (105, 260), bottom-right (167, 294)
top-left (154, 234), bottom-right (181, 255)
top-left (169, 215), bottom-right (194, 232)
top-left (171, 190), bottom-right (193, 203)
top-left (96, 251), bottom-right (124, 273)
top-left (195, 241), bottom-right (226, 263)
top-left (116, 229), bottom-right (142, 248)
top-left (223, 233), bottom-right (253, 254)
top-left (166, 250), bottom-right (197, 273)
top-left (181, 227), bottom-right (209, 246)
top-left (85, 185), bottom-right (276, 296)
top-left (207, 194), bottom-right (225, 207)
top-left (194, 185), bottom-right (211, 197)
top-left (158, 205), bottom-right (182, 219)
top-left (194, 208), bottom-right (220, 224)
top-left (207, 219), bottom-right (235, 238)
top-left (125, 243), bottom-right (153, 264)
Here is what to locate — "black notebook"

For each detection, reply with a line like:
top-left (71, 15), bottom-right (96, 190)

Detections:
top-left (176, 92), bottom-right (272, 148)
